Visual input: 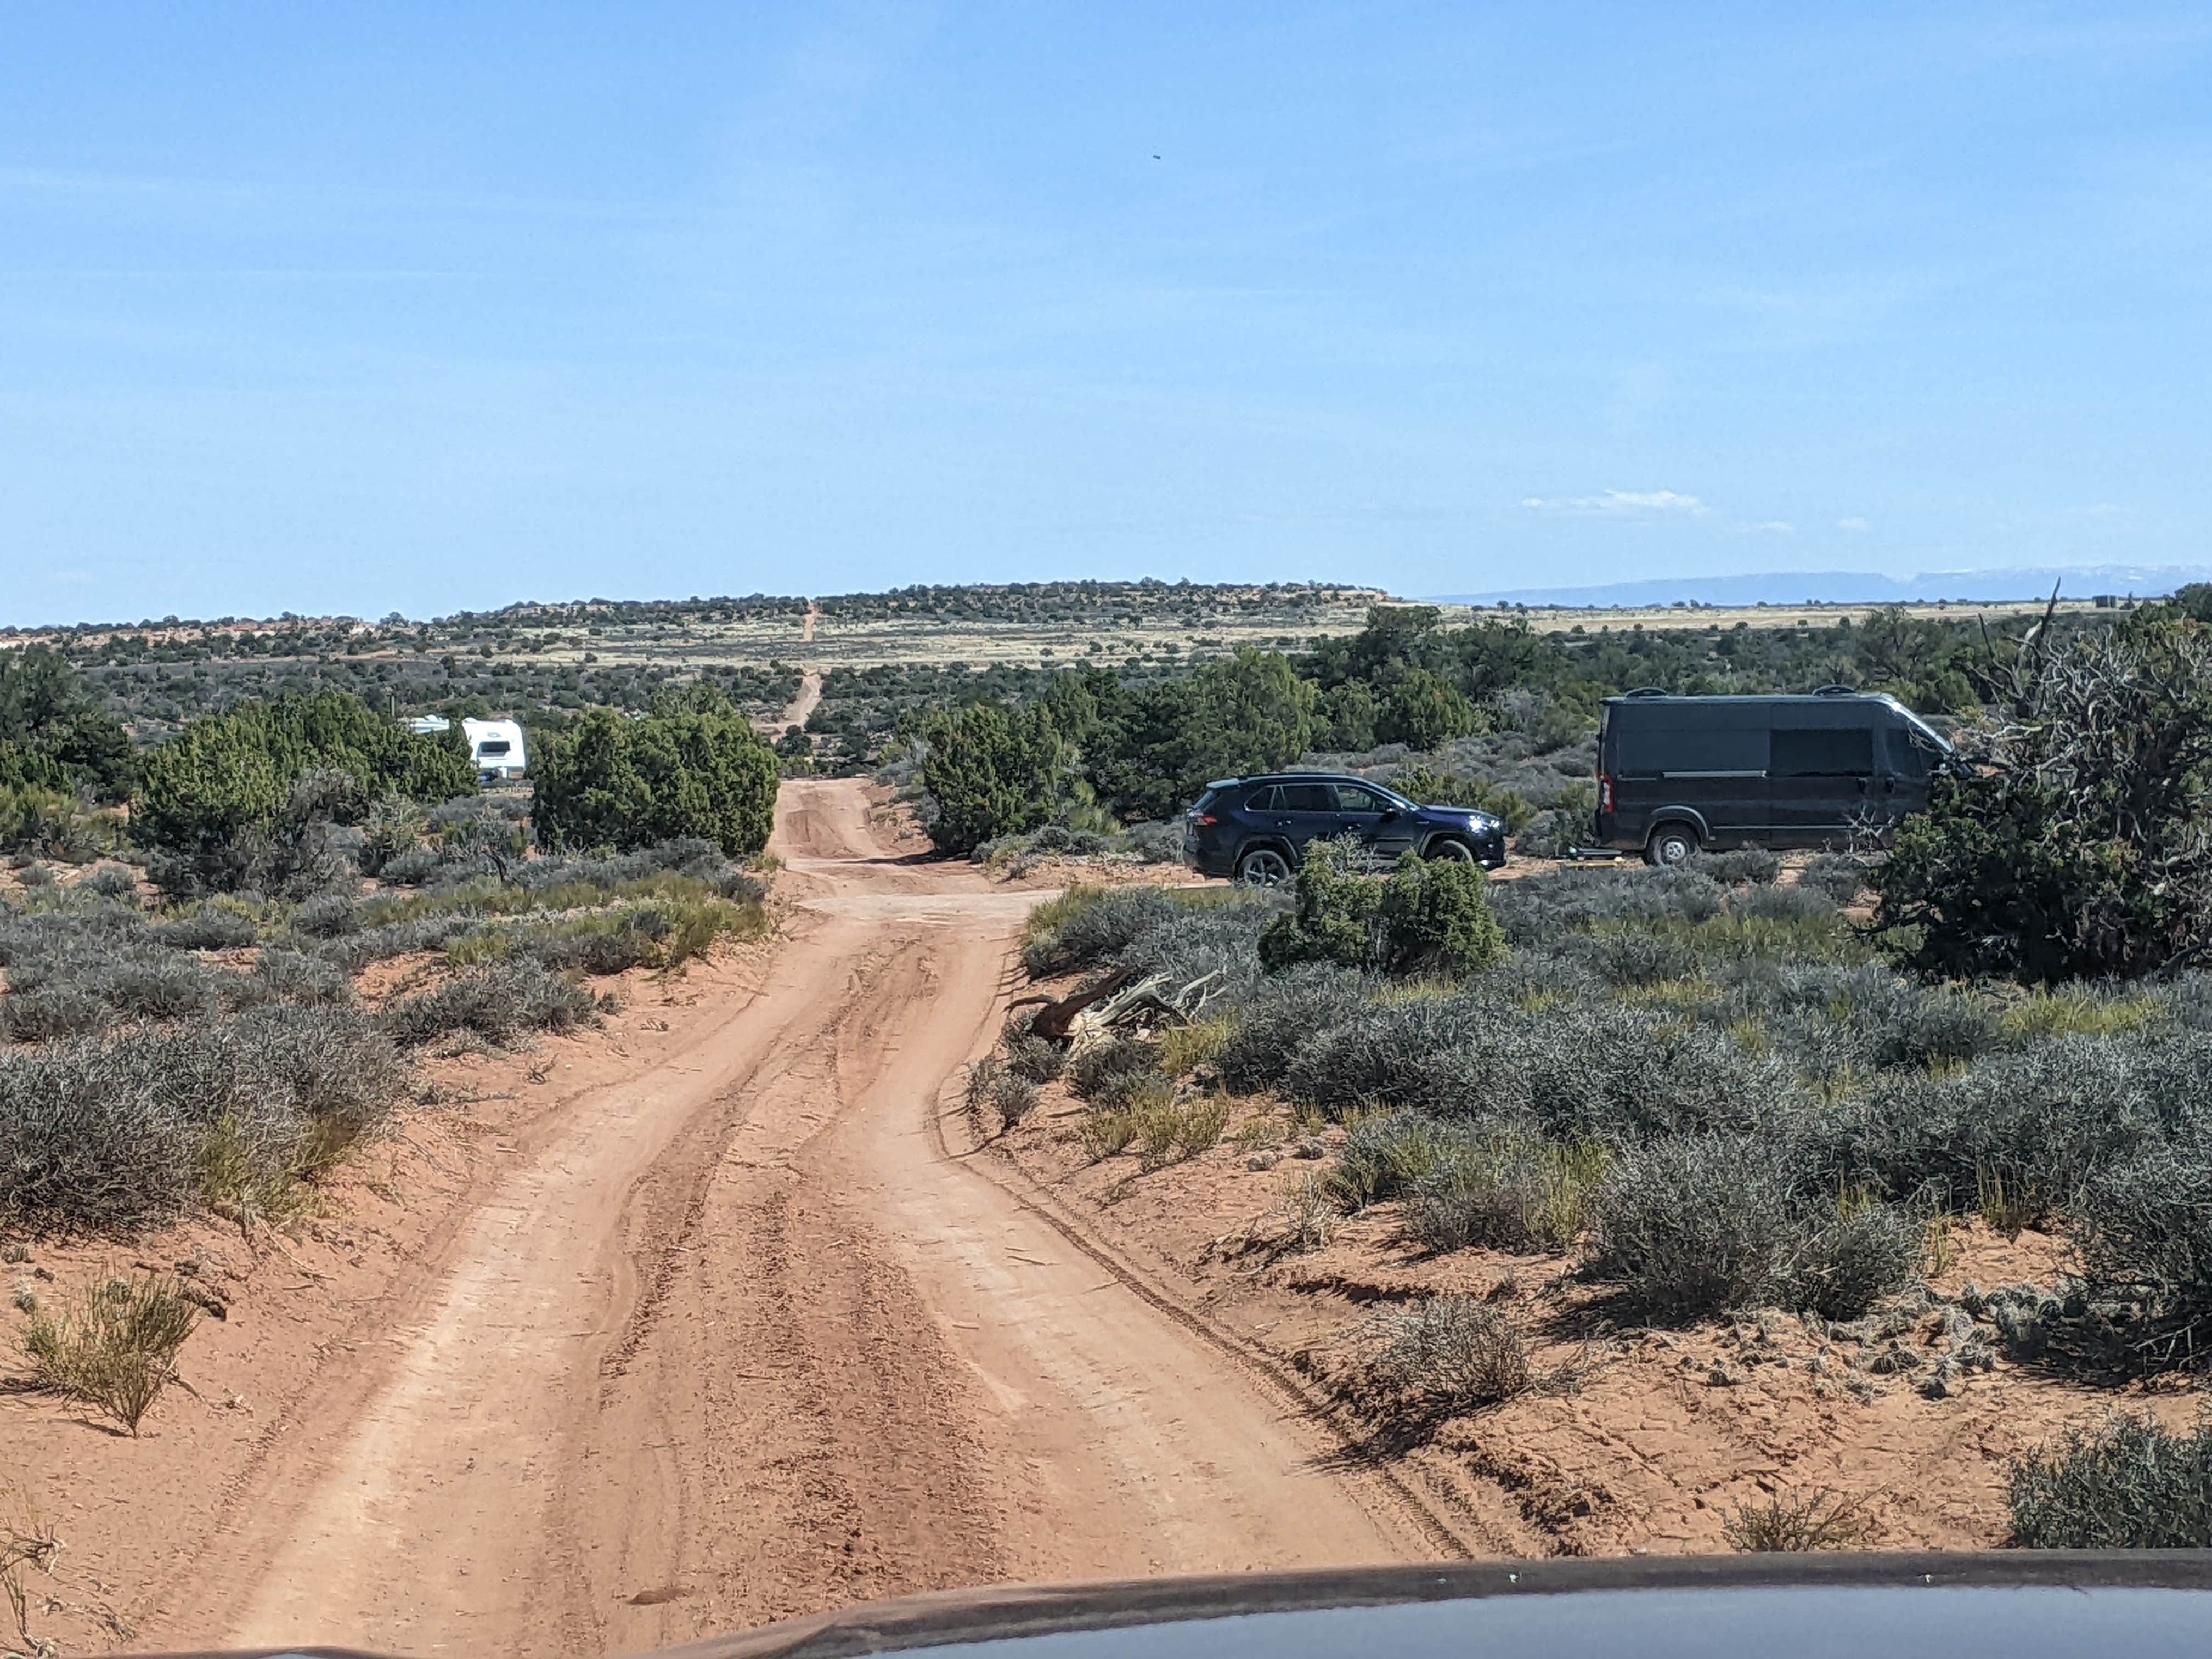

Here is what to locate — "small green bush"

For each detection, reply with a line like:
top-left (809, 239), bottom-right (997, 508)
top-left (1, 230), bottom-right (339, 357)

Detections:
top-left (1376, 855), bottom-right (1509, 979)
top-left (1258, 839), bottom-right (1381, 974)
top-left (919, 702), bottom-right (1066, 855)
top-left (531, 689), bottom-right (778, 858)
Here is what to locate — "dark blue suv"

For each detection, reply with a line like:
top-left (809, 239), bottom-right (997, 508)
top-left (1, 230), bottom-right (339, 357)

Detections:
top-left (1182, 772), bottom-right (1508, 884)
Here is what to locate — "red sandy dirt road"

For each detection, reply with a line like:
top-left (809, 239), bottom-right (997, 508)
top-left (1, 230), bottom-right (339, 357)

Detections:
top-left (154, 779), bottom-right (1455, 1657)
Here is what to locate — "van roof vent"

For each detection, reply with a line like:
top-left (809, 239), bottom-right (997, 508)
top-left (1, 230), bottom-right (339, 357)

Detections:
top-left (1624, 686), bottom-right (1669, 698)
top-left (1813, 683), bottom-right (1859, 696)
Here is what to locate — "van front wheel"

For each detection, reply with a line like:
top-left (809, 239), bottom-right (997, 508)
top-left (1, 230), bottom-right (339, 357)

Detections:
top-left (1645, 825), bottom-right (1699, 867)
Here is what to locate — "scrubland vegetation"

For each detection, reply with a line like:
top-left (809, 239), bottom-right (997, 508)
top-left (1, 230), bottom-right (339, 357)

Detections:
top-left (1005, 755), bottom-right (2212, 1543)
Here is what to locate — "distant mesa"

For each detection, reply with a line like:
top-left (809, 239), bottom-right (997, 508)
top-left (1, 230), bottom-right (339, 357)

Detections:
top-left (1431, 566), bottom-right (2212, 609)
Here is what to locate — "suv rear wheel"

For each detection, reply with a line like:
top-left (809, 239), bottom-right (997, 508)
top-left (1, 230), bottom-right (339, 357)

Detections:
top-left (1644, 824), bottom-right (1700, 867)
top-left (1235, 845), bottom-right (1294, 886)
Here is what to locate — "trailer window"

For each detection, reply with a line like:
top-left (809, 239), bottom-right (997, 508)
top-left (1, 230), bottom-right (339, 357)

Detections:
top-left (1772, 726), bottom-right (1874, 777)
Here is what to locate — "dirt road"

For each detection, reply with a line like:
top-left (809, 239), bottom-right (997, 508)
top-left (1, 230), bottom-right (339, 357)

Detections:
top-left (187, 780), bottom-right (1439, 1657)
top-left (776, 668), bottom-right (823, 732)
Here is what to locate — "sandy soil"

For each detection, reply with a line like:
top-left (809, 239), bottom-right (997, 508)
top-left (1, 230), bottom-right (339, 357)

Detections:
top-left (5, 781), bottom-right (1457, 1659)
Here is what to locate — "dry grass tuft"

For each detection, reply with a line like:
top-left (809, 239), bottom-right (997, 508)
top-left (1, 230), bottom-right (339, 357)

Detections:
top-left (1722, 1487), bottom-right (1876, 1551)
top-left (21, 1272), bottom-right (198, 1436)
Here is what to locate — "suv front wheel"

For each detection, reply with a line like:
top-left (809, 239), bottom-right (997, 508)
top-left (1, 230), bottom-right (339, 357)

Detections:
top-left (1235, 845), bottom-right (1294, 886)
top-left (1644, 824), bottom-right (1700, 867)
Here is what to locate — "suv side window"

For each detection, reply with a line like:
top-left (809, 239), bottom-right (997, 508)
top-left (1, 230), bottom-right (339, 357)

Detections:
top-left (1334, 784), bottom-right (1390, 813)
top-left (1772, 726), bottom-right (1875, 777)
top-left (1240, 786), bottom-right (1278, 811)
top-left (1274, 783), bottom-right (1335, 811)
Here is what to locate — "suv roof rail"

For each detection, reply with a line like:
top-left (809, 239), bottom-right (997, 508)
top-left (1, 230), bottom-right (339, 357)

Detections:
top-left (1814, 682), bottom-right (1859, 695)
top-left (1623, 686), bottom-right (1669, 698)
top-left (1205, 777), bottom-right (1242, 789)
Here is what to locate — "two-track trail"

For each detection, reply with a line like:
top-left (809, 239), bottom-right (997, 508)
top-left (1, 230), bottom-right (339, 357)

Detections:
top-left (175, 779), bottom-right (1447, 1657)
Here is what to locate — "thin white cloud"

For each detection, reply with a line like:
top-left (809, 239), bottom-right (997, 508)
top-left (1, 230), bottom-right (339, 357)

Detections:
top-left (1837, 517), bottom-right (1870, 531)
top-left (1519, 489), bottom-right (1709, 517)
top-left (1742, 520), bottom-right (1796, 534)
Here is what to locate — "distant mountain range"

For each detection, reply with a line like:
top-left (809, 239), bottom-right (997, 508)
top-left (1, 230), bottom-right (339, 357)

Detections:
top-left (1429, 566), bottom-right (2212, 609)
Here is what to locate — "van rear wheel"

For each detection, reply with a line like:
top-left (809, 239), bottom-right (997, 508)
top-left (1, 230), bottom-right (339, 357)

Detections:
top-left (1645, 825), bottom-right (1699, 867)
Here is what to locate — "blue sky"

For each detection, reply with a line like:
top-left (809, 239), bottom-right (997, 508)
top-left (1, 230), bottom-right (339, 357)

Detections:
top-left (3, 5), bottom-right (2208, 623)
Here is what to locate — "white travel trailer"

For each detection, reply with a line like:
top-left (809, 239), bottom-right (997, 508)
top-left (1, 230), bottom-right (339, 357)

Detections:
top-left (402, 714), bottom-right (528, 782)
top-left (462, 718), bottom-right (528, 782)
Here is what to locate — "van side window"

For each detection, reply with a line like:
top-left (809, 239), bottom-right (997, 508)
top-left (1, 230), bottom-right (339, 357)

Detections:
top-left (1638, 727), bottom-right (1767, 776)
top-left (1772, 727), bottom-right (1875, 777)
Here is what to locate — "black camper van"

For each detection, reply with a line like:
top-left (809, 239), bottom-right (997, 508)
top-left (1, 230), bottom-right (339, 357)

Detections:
top-left (1595, 689), bottom-right (1952, 865)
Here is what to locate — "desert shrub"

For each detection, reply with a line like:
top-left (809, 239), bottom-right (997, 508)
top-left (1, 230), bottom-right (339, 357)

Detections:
top-left (1062, 1034), bottom-right (1159, 1102)
top-left (2072, 1143), bottom-right (2212, 1350)
top-left (1790, 1200), bottom-right (1923, 1319)
top-left (1364, 1295), bottom-right (1529, 1412)
top-left (1217, 966), bottom-right (1370, 1092)
top-left (380, 961), bottom-right (598, 1048)
top-left (964, 1056), bottom-right (1038, 1132)
top-left (253, 947), bottom-right (352, 1006)
top-left (0, 984), bottom-right (109, 1043)
top-left (1488, 865), bottom-right (1726, 945)
top-left (1802, 853), bottom-right (1870, 905)
top-left (150, 905), bottom-right (258, 950)
top-left (1816, 1038), bottom-right (2176, 1221)
top-left (1723, 1489), bottom-right (1874, 1552)
top-left (81, 864), bottom-right (137, 901)
top-left (531, 690), bottom-right (778, 857)
top-left (296, 891), bottom-right (358, 938)
top-left (1022, 884), bottom-right (1191, 977)
top-left (376, 846), bottom-right (444, 887)
top-left (1000, 1020), bottom-right (1065, 1084)
top-left (1079, 1108), bottom-right (1138, 1161)
top-left (1865, 984), bottom-right (1998, 1069)
top-left (361, 793), bottom-right (428, 877)
top-left (1375, 855), bottom-right (1509, 979)
top-left (2008, 1414), bottom-right (2212, 1547)
top-left (0, 785), bottom-right (109, 860)
top-left (1592, 1133), bottom-right (1918, 1320)
top-left (1517, 1003), bottom-right (1785, 1142)
top-left (1730, 883), bottom-right (1839, 924)
top-left (1331, 1112), bottom-right (1468, 1207)
top-left (1279, 993), bottom-right (1497, 1117)
top-left (1562, 926), bottom-right (1701, 988)
top-left (1110, 894), bottom-right (1276, 996)
top-left (22, 1272), bottom-right (197, 1434)
top-left (1690, 848), bottom-right (1781, 886)
top-left (1513, 809), bottom-right (1582, 860)
top-left (1130, 1091), bottom-right (1230, 1165)
top-left (1403, 1128), bottom-right (1609, 1256)
top-left (1155, 1018), bottom-right (1232, 1077)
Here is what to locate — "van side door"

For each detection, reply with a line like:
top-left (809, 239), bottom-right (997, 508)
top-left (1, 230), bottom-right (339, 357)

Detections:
top-left (1620, 709), bottom-right (1770, 844)
top-left (1769, 721), bottom-right (1878, 847)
